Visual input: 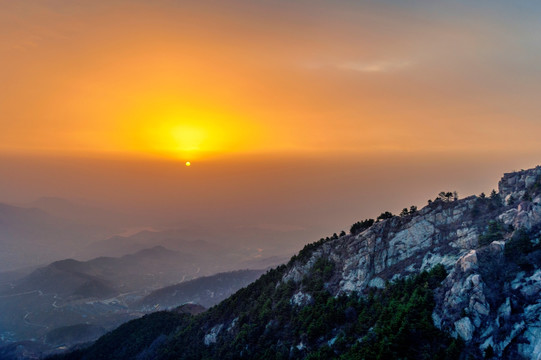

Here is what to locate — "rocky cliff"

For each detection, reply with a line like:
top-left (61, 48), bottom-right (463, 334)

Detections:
top-left (282, 165), bottom-right (541, 359)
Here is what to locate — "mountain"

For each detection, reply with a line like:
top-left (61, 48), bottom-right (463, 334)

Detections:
top-left (0, 247), bottom-right (270, 358)
top-left (80, 229), bottom-right (289, 272)
top-left (9, 246), bottom-right (189, 297)
top-left (80, 231), bottom-right (223, 260)
top-left (0, 246), bottom-right (197, 349)
top-left (49, 166), bottom-right (541, 360)
top-left (136, 270), bottom-right (266, 310)
top-left (14, 258), bottom-right (117, 298)
top-left (80, 224), bottom-right (303, 267)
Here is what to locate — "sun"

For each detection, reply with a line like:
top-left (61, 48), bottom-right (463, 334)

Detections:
top-left (185, 161), bottom-right (191, 167)
top-left (125, 104), bottom-right (261, 160)
top-left (171, 125), bottom-right (205, 153)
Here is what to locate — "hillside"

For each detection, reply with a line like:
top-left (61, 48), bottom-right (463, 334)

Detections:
top-left (136, 270), bottom-right (266, 310)
top-left (0, 246), bottom-right (271, 355)
top-left (0, 246), bottom-right (188, 349)
top-left (9, 246), bottom-right (188, 297)
top-left (50, 166), bottom-right (541, 359)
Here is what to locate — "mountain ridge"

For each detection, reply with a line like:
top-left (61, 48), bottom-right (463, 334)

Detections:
top-left (136, 269), bottom-right (266, 310)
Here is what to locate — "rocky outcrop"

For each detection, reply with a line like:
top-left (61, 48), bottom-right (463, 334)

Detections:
top-left (283, 165), bottom-right (541, 359)
top-left (283, 196), bottom-right (479, 295)
top-left (204, 324), bottom-right (224, 345)
top-left (499, 166), bottom-right (541, 203)
top-left (290, 291), bottom-right (313, 307)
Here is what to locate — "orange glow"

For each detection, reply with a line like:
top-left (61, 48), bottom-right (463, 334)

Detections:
top-left (2, 0), bottom-right (541, 271)
top-left (114, 102), bottom-right (263, 160)
top-left (1, 1), bottom-right (541, 159)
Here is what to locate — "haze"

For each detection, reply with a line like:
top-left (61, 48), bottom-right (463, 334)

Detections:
top-left (2, 0), bottom-right (541, 266)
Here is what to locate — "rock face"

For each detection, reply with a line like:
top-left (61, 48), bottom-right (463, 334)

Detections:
top-left (499, 166), bottom-right (541, 202)
top-left (282, 166), bottom-right (541, 359)
top-left (204, 324), bottom-right (224, 345)
top-left (284, 198), bottom-right (477, 291)
top-left (283, 196), bottom-right (480, 295)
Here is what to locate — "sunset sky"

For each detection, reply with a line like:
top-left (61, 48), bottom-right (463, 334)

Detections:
top-left (3, 0), bottom-right (541, 158)
top-left (2, 1), bottom-right (541, 253)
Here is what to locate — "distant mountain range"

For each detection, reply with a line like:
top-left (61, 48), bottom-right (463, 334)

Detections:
top-left (78, 228), bottom-right (290, 274)
top-left (0, 245), bottom-right (271, 357)
top-left (8, 246), bottom-right (190, 298)
top-left (0, 195), bottom-right (300, 276)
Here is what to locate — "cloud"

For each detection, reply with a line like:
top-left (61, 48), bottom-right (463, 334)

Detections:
top-left (337, 60), bottom-right (412, 73)
top-left (303, 60), bottom-right (413, 73)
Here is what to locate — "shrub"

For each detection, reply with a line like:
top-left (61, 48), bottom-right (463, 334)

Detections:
top-left (478, 221), bottom-right (505, 246)
top-left (377, 211), bottom-right (394, 222)
top-left (350, 219), bottom-right (374, 235)
top-left (504, 229), bottom-right (532, 258)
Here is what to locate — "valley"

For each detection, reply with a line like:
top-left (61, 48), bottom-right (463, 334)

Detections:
top-left (0, 244), bottom-right (276, 358)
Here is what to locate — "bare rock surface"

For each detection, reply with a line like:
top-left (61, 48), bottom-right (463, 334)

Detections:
top-left (282, 166), bottom-right (541, 359)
